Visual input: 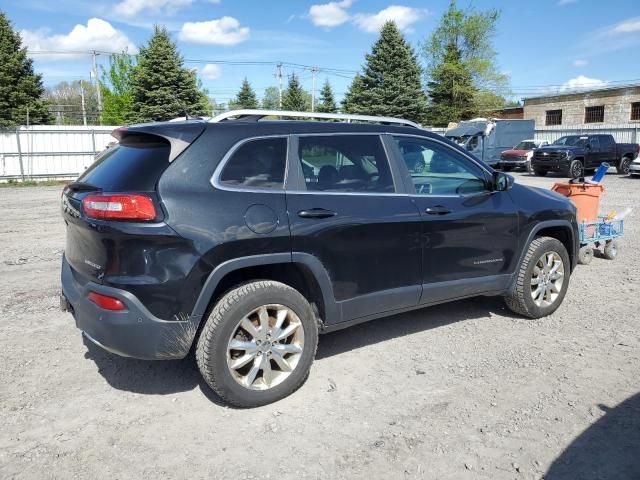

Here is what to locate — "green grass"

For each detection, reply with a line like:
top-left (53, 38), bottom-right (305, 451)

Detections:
top-left (0, 179), bottom-right (69, 188)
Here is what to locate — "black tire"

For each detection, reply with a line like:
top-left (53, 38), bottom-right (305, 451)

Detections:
top-left (534, 168), bottom-right (548, 177)
top-left (196, 280), bottom-right (318, 407)
top-left (578, 245), bottom-right (594, 265)
top-left (569, 160), bottom-right (584, 179)
top-left (603, 240), bottom-right (619, 260)
top-left (504, 236), bottom-right (571, 319)
top-left (617, 156), bottom-right (632, 175)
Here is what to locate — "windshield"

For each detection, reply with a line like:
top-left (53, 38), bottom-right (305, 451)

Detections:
top-left (514, 141), bottom-right (536, 150)
top-left (553, 136), bottom-right (588, 147)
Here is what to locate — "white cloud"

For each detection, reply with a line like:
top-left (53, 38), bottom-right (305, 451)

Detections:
top-left (353, 5), bottom-right (426, 33)
top-left (557, 0), bottom-right (577, 5)
top-left (560, 75), bottom-right (608, 91)
top-left (308, 0), bottom-right (353, 28)
top-left (21, 18), bottom-right (137, 60)
top-left (573, 59), bottom-right (588, 67)
top-left (200, 64), bottom-right (222, 80)
top-left (178, 17), bottom-right (250, 45)
top-left (611, 17), bottom-right (640, 34)
top-left (113, 0), bottom-right (193, 18)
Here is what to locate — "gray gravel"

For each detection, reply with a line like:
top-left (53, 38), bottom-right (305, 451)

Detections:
top-left (1, 172), bottom-right (639, 480)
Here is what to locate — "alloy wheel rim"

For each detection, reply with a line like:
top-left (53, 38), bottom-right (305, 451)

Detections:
top-left (530, 251), bottom-right (565, 308)
top-left (622, 159), bottom-right (630, 174)
top-left (572, 162), bottom-right (583, 178)
top-left (227, 304), bottom-right (304, 391)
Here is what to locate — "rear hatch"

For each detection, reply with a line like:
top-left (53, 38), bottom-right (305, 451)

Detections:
top-left (62, 122), bottom-right (204, 283)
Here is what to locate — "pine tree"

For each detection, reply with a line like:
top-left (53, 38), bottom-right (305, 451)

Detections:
top-left (342, 74), bottom-right (365, 114)
top-left (128, 25), bottom-right (209, 123)
top-left (0, 11), bottom-right (52, 126)
top-left (281, 73), bottom-right (309, 111)
top-left (230, 78), bottom-right (258, 109)
top-left (426, 42), bottom-right (477, 126)
top-left (316, 79), bottom-right (337, 113)
top-left (343, 22), bottom-right (427, 123)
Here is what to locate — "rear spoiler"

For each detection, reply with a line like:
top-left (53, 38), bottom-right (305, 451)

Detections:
top-left (112, 121), bottom-right (206, 162)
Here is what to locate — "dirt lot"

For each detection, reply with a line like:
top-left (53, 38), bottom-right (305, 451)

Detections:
top-left (1, 172), bottom-right (639, 480)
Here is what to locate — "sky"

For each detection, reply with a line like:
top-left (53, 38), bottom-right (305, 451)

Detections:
top-left (3, 0), bottom-right (640, 106)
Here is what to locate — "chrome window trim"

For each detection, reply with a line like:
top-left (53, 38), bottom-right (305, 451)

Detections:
top-left (210, 135), bottom-right (290, 194)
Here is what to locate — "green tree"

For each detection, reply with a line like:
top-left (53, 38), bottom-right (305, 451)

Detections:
top-left (424, 0), bottom-right (510, 119)
top-left (425, 42), bottom-right (477, 126)
top-left (44, 80), bottom-right (100, 125)
top-left (129, 25), bottom-right (209, 122)
top-left (100, 51), bottom-right (135, 125)
top-left (229, 78), bottom-right (258, 109)
top-left (342, 74), bottom-right (365, 114)
top-left (281, 73), bottom-right (309, 111)
top-left (342, 22), bottom-right (427, 123)
top-left (316, 79), bottom-right (337, 113)
top-left (0, 11), bottom-right (52, 126)
top-left (261, 86), bottom-right (280, 109)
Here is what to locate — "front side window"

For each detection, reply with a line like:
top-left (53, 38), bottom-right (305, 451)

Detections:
top-left (394, 136), bottom-right (488, 196)
top-left (297, 135), bottom-right (394, 193)
top-left (219, 137), bottom-right (287, 189)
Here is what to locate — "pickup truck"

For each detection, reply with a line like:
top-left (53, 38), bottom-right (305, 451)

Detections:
top-left (530, 134), bottom-right (640, 178)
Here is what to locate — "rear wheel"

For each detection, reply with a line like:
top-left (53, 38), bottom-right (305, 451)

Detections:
top-left (196, 280), bottom-right (318, 407)
top-left (505, 236), bottom-right (570, 318)
top-left (534, 168), bottom-right (548, 177)
top-left (603, 240), bottom-right (619, 260)
top-left (617, 156), bottom-right (632, 175)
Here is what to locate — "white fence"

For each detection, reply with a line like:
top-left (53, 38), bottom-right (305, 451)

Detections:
top-left (1, 122), bottom-right (639, 181)
top-left (0, 126), bottom-right (117, 180)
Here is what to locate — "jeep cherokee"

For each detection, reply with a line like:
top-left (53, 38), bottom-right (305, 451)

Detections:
top-left (61, 110), bottom-right (579, 407)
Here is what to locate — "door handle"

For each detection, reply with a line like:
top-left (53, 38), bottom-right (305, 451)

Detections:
top-left (425, 205), bottom-right (451, 215)
top-left (297, 208), bottom-right (337, 219)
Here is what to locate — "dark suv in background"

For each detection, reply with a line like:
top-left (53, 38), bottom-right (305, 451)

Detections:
top-left (61, 110), bottom-right (578, 407)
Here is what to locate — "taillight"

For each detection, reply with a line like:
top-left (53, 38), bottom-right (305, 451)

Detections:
top-left (88, 292), bottom-right (127, 311)
top-left (82, 194), bottom-right (156, 221)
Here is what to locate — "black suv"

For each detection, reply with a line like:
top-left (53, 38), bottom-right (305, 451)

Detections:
top-left (61, 110), bottom-right (578, 407)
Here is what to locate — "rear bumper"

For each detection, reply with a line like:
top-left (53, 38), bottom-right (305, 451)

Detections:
top-left (61, 256), bottom-right (199, 360)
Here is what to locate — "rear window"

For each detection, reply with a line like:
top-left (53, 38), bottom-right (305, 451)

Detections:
top-left (77, 135), bottom-right (171, 191)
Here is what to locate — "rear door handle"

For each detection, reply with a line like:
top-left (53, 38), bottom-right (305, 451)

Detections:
top-left (425, 205), bottom-right (451, 215)
top-left (297, 208), bottom-right (337, 219)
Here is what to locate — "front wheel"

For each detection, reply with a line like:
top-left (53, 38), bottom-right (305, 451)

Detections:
top-left (504, 236), bottom-right (570, 318)
top-left (617, 156), bottom-right (632, 175)
top-left (569, 160), bottom-right (584, 179)
top-left (196, 281), bottom-right (318, 407)
top-left (603, 240), bottom-right (619, 260)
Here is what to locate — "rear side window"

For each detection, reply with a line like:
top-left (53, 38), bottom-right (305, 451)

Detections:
top-left (297, 135), bottom-right (394, 193)
top-left (78, 134), bottom-right (171, 191)
top-left (219, 137), bottom-right (287, 190)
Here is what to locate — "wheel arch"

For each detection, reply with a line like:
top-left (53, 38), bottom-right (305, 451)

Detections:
top-left (190, 253), bottom-right (338, 334)
top-left (521, 221), bottom-right (577, 274)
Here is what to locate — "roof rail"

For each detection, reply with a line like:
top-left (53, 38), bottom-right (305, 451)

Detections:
top-left (207, 109), bottom-right (421, 128)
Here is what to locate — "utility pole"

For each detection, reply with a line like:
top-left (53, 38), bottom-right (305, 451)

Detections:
top-left (92, 51), bottom-right (102, 113)
top-left (276, 63), bottom-right (283, 109)
top-left (79, 81), bottom-right (87, 126)
top-left (310, 67), bottom-right (319, 112)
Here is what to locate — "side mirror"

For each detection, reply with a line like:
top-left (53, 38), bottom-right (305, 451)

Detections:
top-left (585, 143), bottom-right (592, 150)
top-left (494, 172), bottom-right (513, 192)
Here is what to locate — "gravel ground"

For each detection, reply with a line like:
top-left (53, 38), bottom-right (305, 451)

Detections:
top-left (1, 172), bottom-right (639, 480)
